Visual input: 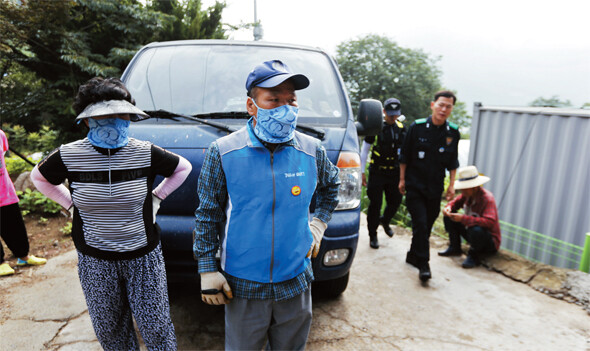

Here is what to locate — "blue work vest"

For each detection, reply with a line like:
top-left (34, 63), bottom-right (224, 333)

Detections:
top-left (217, 124), bottom-right (318, 283)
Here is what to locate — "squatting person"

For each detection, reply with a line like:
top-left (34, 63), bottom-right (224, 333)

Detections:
top-left (439, 165), bottom-right (502, 268)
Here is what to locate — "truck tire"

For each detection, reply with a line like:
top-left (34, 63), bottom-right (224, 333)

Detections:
top-left (312, 272), bottom-right (349, 299)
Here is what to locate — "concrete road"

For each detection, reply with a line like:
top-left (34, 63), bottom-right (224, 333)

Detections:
top-left (1, 215), bottom-right (589, 350)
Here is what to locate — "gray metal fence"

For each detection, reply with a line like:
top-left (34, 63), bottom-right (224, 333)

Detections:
top-left (469, 104), bottom-right (590, 269)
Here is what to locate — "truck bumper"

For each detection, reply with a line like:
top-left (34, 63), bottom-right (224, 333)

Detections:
top-left (157, 207), bottom-right (360, 284)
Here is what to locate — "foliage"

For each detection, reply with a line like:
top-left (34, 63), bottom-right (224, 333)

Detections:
top-left (447, 97), bottom-right (471, 136)
top-left (529, 96), bottom-right (572, 108)
top-left (0, 0), bottom-right (226, 148)
top-left (16, 189), bottom-right (62, 216)
top-left (336, 34), bottom-right (443, 124)
top-left (147, 0), bottom-right (226, 41)
top-left (60, 222), bottom-right (73, 235)
top-left (4, 155), bottom-right (34, 177)
top-left (2, 124), bottom-right (58, 155)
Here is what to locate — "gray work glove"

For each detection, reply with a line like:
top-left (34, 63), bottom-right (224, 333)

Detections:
top-left (307, 218), bottom-right (328, 258)
top-left (200, 272), bottom-right (233, 305)
top-left (152, 194), bottom-right (162, 224)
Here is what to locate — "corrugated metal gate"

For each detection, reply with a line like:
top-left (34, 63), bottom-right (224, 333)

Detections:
top-left (469, 104), bottom-right (590, 269)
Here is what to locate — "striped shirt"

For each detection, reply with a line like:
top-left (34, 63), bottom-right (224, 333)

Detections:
top-left (194, 128), bottom-right (340, 301)
top-left (37, 138), bottom-right (179, 260)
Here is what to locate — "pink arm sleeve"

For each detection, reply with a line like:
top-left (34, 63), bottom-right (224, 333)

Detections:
top-left (30, 166), bottom-right (73, 209)
top-left (152, 156), bottom-right (192, 200)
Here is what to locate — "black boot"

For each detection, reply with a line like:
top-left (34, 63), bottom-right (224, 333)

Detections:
top-left (461, 255), bottom-right (477, 268)
top-left (462, 251), bottom-right (480, 268)
top-left (438, 247), bottom-right (462, 256)
top-left (419, 263), bottom-right (432, 281)
top-left (380, 217), bottom-right (394, 237)
top-left (369, 234), bottom-right (379, 249)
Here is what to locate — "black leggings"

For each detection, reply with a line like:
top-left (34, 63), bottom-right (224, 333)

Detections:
top-left (0, 202), bottom-right (29, 263)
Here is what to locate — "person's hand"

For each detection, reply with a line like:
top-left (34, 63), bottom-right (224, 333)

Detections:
top-left (445, 184), bottom-right (455, 201)
top-left (200, 272), bottom-right (233, 305)
top-left (398, 179), bottom-right (405, 195)
top-left (362, 173), bottom-right (367, 187)
top-left (307, 218), bottom-right (327, 258)
top-left (442, 205), bottom-right (452, 217)
top-left (152, 194), bottom-right (162, 224)
top-left (448, 212), bottom-right (463, 223)
top-left (61, 206), bottom-right (74, 218)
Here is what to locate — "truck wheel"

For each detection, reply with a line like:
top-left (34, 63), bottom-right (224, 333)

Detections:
top-left (312, 272), bottom-right (350, 299)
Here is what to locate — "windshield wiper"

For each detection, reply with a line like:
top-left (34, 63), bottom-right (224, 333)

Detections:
top-left (145, 110), bottom-right (324, 139)
top-left (296, 123), bottom-right (325, 140)
top-left (144, 110), bottom-right (238, 133)
top-left (192, 111), bottom-right (251, 119)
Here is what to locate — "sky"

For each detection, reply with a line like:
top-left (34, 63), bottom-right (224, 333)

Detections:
top-left (202, 0), bottom-right (590, 115)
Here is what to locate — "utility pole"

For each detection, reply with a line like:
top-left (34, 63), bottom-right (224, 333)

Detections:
top-left (253, 0), bottom-right (263, 41)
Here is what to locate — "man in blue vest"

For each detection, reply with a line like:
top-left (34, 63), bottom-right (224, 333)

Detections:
top-left (194, 60), bottom-right (340, 350)
top-left (399, 90), bottom-right (460, 282)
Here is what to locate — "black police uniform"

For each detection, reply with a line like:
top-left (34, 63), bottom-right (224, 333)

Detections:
top-left (400, 116), bottom-right (460, 266)
top-left (365, 120), bottom-right (405, 238)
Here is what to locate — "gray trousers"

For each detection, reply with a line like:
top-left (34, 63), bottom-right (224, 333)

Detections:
top-left (225, 289), bottom-right (312, 351)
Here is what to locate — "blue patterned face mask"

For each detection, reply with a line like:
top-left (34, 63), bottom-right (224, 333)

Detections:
top-left (251, 100), bottom-right (299, 143)
top-left (87, 118), bottom-right (130, 148)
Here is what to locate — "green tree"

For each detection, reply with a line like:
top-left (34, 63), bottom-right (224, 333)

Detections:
top-left (442, 91), bottom-right (471, 136)
top-left (529, 95), bottom-right (572, 108)
top-left (148, 0), bottom-right (226, 41)
top-left (0, 0), bottom-right (226, 147)
top-left (336, 34), bottom-right (442, 124)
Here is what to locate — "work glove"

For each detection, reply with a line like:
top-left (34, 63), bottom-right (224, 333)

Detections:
top-left (200, 271), bottom-right (233, 305)
top-left (307, 218), bottom-right (328, 258)
top-left (152, 194), bottom-right (162, 224)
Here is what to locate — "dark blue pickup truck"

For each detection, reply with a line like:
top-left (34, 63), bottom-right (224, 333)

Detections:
top-left (121, 40), bottom-right (382, 297)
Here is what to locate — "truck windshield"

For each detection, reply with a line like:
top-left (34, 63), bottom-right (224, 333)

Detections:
top-left (123, 43), bottom-right (348, 125)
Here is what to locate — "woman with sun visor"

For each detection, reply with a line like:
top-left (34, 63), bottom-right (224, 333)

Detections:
top-left (31, 77), bottom-right (191, 350)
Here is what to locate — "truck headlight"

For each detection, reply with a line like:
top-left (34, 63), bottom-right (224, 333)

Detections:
top-left (323, 248), bottom-right (350, 266)
top-left (335, 152), bottom-right (361, 210)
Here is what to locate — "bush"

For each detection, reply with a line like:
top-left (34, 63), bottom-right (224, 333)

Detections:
top-left (60, 222), bottom-right (72, 235)
top-left (1, 123), bottom-right (59, 155)
top-left (5, 155), bottom-right (34, 178)
top-left (17, 189), bottom-right (62, 216)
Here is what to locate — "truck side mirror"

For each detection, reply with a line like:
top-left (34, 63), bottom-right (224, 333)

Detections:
top-left (355, 99), bottom-right (383, 136)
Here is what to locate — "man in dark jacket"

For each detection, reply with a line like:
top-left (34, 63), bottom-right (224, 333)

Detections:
top-left (361, 98), bottom-right (406, 249)
top-left (399, 90), bottom-right (460, 282)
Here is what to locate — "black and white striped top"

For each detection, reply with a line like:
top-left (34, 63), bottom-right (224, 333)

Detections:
top-left (37, 138), bottom-right (179, 260)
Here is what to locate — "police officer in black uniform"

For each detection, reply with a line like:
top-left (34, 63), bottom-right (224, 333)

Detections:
top-left (399, 91), bottom-right (460, 282)
top-left (361, 98), bottom-right (406, 249)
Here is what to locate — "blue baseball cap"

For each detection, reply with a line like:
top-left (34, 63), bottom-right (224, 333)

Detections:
top-left (245, 60), bottom-right (310, 94)
top-left (383, 98), bottom-right (402, 116)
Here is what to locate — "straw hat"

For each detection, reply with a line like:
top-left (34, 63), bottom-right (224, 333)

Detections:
top-left (454, 166), bottom-right (490, 190)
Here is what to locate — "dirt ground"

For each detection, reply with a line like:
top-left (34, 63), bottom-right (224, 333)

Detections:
top-left (1, 214), bottom-right (73, 272)
top-left (4, 214), bottom-right (589, 316)
top-left (2, 216), bottom-right (589, 350)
